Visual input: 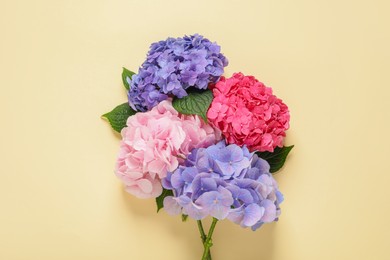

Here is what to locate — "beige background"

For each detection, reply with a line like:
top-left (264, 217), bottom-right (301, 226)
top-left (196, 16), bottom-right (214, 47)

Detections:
top-left (1, 0), bottom-right (390, 259)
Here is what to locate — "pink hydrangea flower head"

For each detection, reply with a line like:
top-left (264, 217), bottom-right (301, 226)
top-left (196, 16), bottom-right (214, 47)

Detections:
top-left (115, 99), bottom-right (221, 199)
top-left (207, 73), bottom-right (290, 152)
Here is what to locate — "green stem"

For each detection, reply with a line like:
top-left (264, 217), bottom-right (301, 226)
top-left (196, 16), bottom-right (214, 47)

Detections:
top-left (197, 220), bottom-right (212, 260)
top-left (202, 218), bottom-right (218, 260)
top-left (197, 220), bottom-right (207, 242)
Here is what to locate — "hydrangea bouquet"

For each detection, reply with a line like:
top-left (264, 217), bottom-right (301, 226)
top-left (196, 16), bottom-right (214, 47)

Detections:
top-left (102, 34), bottom-right (293, 259)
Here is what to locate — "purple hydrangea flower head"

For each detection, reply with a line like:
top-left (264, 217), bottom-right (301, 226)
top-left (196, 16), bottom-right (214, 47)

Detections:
top-left (128, 34), bottom-right (229, 111)
top-left (162, 141), bottom-right (284, 230)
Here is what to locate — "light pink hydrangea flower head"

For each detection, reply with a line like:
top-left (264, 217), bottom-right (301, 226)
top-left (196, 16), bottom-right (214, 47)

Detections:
top-left (207, 73), bottom-right (290, 152)
top-left (115, 100), bottom-right (221, 199)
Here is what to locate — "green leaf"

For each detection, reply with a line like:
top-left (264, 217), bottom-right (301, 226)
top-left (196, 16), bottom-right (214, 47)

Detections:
top-left (181, 214), bottom-right (188, 222)
top-left (102, 103), bottom-right (136, 133)
top-left (172, 89), bottom-right (213, 122)
top-left (122, 67), bottom-right (135, 91)
top-left (256, 145), bottom-right (294, 173)
top-left (156, 188), bottom-right (173, 212)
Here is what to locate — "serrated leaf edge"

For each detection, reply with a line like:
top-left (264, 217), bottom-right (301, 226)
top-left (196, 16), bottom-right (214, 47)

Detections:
top-left (256, 145), bottom-right (294, 173)
top-left (172, 90), bottom-right (213, 122)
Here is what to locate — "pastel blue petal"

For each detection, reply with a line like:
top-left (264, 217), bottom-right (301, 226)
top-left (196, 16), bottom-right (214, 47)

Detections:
top-left (226, 145), bottom-right (244, 162)
top-left (242, 204), bottom-right (264, 227)
top-left (171, 169), bottom-right (185, 190)
top-left (196, 190), bottom-right (231, 220)
top-left (227, 207), bottom-right (245, 225)
top-left (163, 196), bottom-right (182, 215)
top-left (214, 160), bottom-right (235, 177)
top-left (251, 221), bottom-right (264, 231)
top-left (260, 199), bottom-right (277, 223)
top-left (182, 167), bottom-right (198, 183)
top-left (184, 201), bottom-right (208, 220)
top-left (276, 191), bottom-right (284, 204)
top-left (161, 172), bottom-right (173, 189)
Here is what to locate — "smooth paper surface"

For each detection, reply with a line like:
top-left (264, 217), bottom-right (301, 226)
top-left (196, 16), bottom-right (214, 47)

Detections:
top-left (1, 0), bottom-right (389, 259)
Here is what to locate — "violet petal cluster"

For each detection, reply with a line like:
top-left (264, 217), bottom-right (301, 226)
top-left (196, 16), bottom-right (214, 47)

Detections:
top-left (128, 34), bottom-right (229, 112)
top-left (162, 141), bottom-right (283, 230)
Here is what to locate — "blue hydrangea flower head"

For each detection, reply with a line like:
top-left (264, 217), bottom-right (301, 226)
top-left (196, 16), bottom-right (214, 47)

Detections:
top-left (128, 34), bottom-right (229, 111)
top-left (162, 141), bottom-right (284, 230)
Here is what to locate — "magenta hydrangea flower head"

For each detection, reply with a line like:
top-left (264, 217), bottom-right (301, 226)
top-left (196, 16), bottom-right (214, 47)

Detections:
top-left (207, 73), bottom-right (290, 152)
top-left (128, 34), bottom-right (229, 111)
top-left (162, 141), bottom-right (284, 230)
